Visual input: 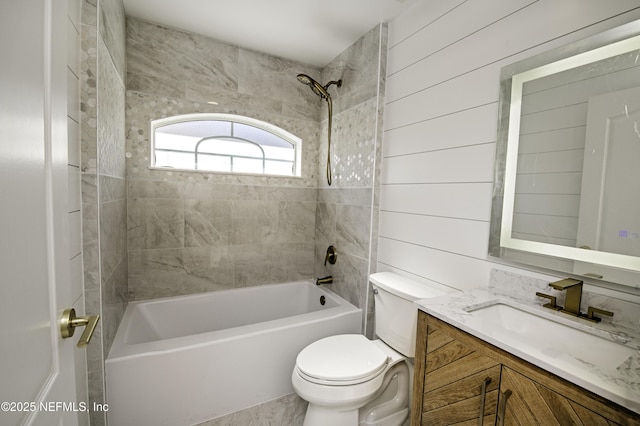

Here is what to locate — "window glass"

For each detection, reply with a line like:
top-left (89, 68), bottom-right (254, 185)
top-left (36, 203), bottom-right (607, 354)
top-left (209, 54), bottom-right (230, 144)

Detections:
top-left (150, 114), bottom-right (301, 177)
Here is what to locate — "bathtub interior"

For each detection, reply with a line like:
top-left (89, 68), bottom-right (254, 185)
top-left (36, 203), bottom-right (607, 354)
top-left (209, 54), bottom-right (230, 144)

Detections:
top-left (123, 281), bottom-right (339, 345)
top-left (105, 281), bottom-right (362, 425)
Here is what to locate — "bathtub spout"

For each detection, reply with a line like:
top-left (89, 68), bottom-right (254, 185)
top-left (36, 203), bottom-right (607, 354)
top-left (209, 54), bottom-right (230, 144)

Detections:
top-left (316, 276), bottom-right (333, 285)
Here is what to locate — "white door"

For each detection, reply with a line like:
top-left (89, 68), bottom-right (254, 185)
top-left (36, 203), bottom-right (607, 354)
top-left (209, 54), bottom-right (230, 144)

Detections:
top-left (574, 86), bottom-right (640, 283)
top-left (0, 1), bottom-right (78, 425)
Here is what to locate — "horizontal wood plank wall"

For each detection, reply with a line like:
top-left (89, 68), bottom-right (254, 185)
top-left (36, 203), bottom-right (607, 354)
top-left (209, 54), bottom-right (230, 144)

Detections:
top-left (378, 0), bottom-right (640, 291)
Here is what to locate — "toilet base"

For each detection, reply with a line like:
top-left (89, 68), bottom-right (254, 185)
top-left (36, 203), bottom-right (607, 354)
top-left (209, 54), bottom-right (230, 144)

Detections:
top-left (302, 404), bottom-right (358, 426)
top-left (359, 362), bottom-right (409, 426)
top-left (360, 408), bottom-right (408, 426)
top-left (299, 361), bottom-right (409, 426)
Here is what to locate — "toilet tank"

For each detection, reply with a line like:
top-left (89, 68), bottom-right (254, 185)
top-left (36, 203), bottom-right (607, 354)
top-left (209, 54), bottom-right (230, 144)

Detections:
top-left (370, 272), bottom-right (452, 357)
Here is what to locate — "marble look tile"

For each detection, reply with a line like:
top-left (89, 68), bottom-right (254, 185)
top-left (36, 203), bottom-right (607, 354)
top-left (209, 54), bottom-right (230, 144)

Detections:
top-left (99, 175), bottom-right (126, 202)
top-left (127, 71), bottom-right (185, 100)
top-left (81, 0), bottom-right (97, 27)
top-left (197, 393), bottom-right (307, 426)
top-left (271, 243), bottom-right (315, 283)
top-left (125, 17), bottom-right (321, 186)
top-left (128, 247), bottom-right (235, 300)
top-left (127, 198), bottom-right (184, 249)
top-left (283, 93), bottom-right (322, 123)
top-left (277, 201), bottom-right (316, 244)
top-left (322, 24), bottom-right (384, 115)
top-left (318, 99), bottom-right (377, 188)
top-left (127, 19), bottom-right (239, 99)
top-left (82, 240), bottom-right (99, 291)
top-left (317, 187), bottom-right (372, 206)
top-left (238, 49), bottom-right (312, 108)
top-left (365, 285), bottom-right (376, 339)
top-left (128, 179), bottom-right (183, 198)
top-left (103, 254), bottom-right (128, 306)
top-left (314, 202), bottom-right (337, 247)
top-left (97, 37), bottom-right (126, 178)
top-left (82, 202), bottom-right (98, 244)
top-left (89, 409), bottom-right (106, 426)
top-left (87, 369), bottom-right (106, 426)
top-left (319, 249), bottom-right (368, 309)
top-left (101, 301), bottom-right (125, 358)
top-left (264, 186), bottom-right (317, 202)
top-left (100, 198), bottom-right (127, 283)
top-left (98, 0), bottom-right (125, 80)
top-left (368, 202), bottom-right (380, 271)
top-left (336, 203), bottom-right (371, 259)
top-left (230, 244), bottom-right (273, 287)
top-left (80, 22), bottom-right (97, 174)
top-left (83, 288), bottom-right (102, 373)
top-left (219, 184), bottom-right (267, 201)
top-left (184, 199), bottom-right (233, 247)
top-left (182, 182), bottom-right (256, 201)
top-left (230, 200), bottom-right (279, 245)
top-left (120, 14), bottom-right (386, 312)
top-left (81, 173), bottom-right (97, 203)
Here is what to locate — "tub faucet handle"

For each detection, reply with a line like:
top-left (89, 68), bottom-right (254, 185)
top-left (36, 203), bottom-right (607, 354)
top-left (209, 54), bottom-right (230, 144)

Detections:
top-left (324, 246), bottom-right (337, 266)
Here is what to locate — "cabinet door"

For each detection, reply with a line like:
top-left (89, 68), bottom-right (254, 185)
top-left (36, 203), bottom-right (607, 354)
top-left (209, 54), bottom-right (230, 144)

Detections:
top-left (421, 326), bottom-right (501, 425)
top-left (498, 366), bottom-right (612, 426)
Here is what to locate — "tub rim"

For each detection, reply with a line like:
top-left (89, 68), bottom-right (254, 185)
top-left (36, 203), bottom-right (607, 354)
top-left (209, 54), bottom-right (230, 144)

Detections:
top-left (107, 280), bottom-right (361, 362)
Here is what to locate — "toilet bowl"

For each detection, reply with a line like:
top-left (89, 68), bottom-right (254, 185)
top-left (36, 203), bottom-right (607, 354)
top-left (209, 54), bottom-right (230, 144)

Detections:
top-left (291, 335), bottom-right (409, 426)
top-left (292, 272), bottom-right (451, 426)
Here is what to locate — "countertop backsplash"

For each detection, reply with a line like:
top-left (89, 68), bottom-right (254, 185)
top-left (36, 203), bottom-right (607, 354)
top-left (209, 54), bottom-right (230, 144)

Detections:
top-left (488, 268), bottom-right (640, 334)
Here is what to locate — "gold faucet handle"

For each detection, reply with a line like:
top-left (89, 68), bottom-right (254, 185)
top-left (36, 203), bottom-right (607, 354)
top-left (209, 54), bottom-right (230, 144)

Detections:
top-left (535, 292), bottom-right (562, 310)
top-left (584, 306), bottom-right (614, 323)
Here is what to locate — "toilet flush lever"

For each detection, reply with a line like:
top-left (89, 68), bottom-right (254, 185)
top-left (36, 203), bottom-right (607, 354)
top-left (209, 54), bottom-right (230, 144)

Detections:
top-left (60, 308), bottom-right (100, 348)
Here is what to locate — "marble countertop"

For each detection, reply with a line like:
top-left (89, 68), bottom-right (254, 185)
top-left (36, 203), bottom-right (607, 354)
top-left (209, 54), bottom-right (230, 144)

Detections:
top-left (416, 287), bottom-right (640, 415)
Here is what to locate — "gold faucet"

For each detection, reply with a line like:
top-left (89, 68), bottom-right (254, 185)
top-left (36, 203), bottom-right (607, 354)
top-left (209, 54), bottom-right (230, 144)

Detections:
top-left (316, 275), bottom-right (333, 285)
top-left (548, 278), bottom-right (583, 316)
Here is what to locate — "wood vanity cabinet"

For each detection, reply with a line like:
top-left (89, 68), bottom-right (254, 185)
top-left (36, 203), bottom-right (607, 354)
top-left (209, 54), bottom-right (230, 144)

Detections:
top-left (411, 311), bottom-right (640, 426)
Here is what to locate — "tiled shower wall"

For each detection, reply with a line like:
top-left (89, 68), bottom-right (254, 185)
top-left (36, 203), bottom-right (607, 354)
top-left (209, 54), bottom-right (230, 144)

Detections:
top-left (125, 18), bottom-right (323, 301)
top-left (80, 0), bottom-right (127, 424)
top-left (122, 19), bottom-right (387, 422)
top-left (314, 24), bottom-right (387, 335)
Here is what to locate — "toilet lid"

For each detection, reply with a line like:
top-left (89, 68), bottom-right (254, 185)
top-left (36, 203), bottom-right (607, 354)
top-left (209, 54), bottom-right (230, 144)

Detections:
top-left (296, 335), bottom-right (389, 384)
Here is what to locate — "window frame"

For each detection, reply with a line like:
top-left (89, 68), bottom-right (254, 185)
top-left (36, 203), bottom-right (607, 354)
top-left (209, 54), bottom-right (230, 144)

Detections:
top-left (149, 113), bottom-right (302, 177)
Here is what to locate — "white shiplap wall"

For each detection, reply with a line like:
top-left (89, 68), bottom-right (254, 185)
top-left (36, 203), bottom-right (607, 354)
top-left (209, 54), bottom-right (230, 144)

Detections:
top-left (378, 0), bottom-right (640, 291)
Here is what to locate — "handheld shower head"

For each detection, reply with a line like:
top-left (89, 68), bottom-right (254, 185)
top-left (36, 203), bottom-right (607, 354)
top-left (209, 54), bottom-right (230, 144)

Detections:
top-left (296, 72), bottom-right (343, 186)
top-left (297, 73), bottom-right (330, 99)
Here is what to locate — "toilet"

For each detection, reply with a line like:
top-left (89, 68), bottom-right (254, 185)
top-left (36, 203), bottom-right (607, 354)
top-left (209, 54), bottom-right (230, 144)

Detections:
top-left (292, 272), bottom-right (451, 426)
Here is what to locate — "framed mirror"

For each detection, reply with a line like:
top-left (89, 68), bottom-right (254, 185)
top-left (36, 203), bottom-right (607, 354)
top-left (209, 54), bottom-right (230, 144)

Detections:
top-left (489, 20), bottom-right (640, 290)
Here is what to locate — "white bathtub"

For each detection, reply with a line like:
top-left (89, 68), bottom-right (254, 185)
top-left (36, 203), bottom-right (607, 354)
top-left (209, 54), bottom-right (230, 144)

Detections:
top-left (105, 280), bottom-right (361, 426)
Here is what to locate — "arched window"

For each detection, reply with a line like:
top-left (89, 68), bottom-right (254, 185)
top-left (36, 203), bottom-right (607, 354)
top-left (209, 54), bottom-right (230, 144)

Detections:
top-left (150, 113), bottom-right (301, 177)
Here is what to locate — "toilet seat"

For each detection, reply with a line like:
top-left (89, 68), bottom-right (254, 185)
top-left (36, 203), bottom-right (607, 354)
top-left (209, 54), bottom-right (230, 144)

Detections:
top-left (295, 334), bottom-right (389, 386)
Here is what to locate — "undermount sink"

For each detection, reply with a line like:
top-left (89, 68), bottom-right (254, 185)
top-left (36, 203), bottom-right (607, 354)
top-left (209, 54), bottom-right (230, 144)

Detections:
top-left (464, 301), bottom-right (634, 371)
